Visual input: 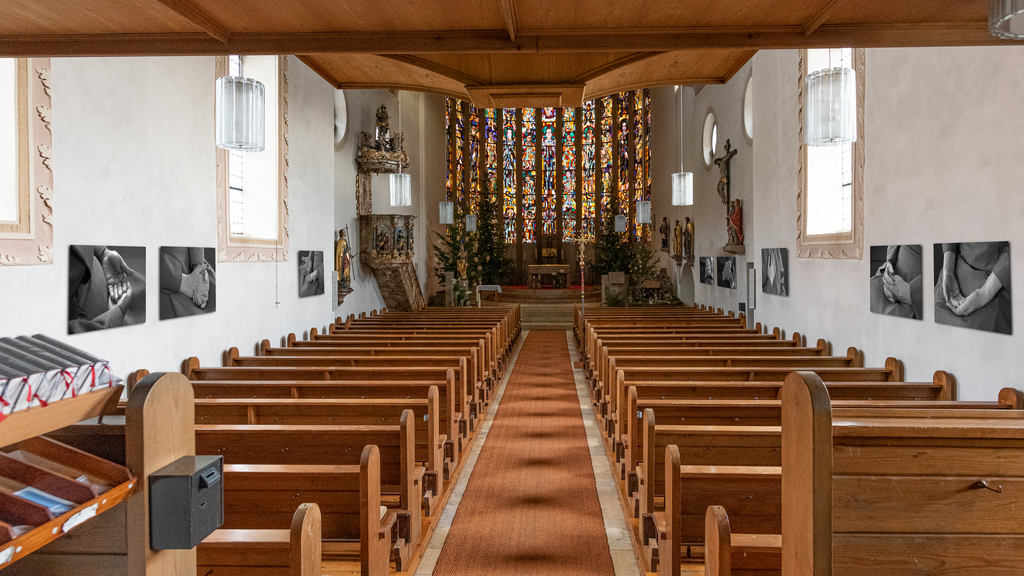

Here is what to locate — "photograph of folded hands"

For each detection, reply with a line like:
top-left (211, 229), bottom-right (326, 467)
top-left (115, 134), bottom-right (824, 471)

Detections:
top-left (159, 246), bottom-right (217, 320)
top-left (933, 242), bottom-right (1011, 335)
top-left (68, 245), bottom-right (147, 334)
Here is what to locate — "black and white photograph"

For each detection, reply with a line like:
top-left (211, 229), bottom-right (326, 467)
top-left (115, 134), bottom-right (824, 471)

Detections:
top-left (68, 245), bottom-right (146, 334)
top-left (699, 256), bottom-right (714, 285)
top-left (870, 245), bottom-right (922, 320)
top-left (761, 248), bottom-right (788, 296)
top-left (717, 256), bottom-right (737, 289)
top-left (159, 247), bottom-right (216, 320)
top-left (933, 242), bottom-right (1011, 335)
top-left (298, 250), bottom-right (325, 297)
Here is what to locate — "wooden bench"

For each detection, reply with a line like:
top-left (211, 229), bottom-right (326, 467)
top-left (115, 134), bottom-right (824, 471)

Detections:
top-left (699, 505), bottom-right (781, 576)
top-left (197, 501), bottom-right (323, 576)
top-left (303, 331), bottom-right (502, 379)
top-left (194, 412), bottom-right (422, 552)
top-left (194, 388), bottom-right (445, 515)
top-left (782, 371), bottom-right (1024, 575)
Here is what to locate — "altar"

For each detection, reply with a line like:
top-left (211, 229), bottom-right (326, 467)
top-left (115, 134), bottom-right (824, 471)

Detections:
top-left (527, 264), bottom-right (570, 289)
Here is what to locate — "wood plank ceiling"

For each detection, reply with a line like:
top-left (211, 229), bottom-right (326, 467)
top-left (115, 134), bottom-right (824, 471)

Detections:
top-left (1, 0), bottom-right (1016, 107)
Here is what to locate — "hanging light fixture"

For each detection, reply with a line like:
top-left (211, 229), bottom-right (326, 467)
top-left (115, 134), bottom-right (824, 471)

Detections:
top-left (216, 56), bottom-right (266, 152)
top-left (439, 201), bottom-right (454, 225)
top-left (390, 91), bottom-right (412, 206)
top-left (804, 52), bottom-right (857, 147)
top-left (636, 201), bottom-right (651, 225)
top-left (671, 85), bottom-right (693, 206)
top-left (614, 214), bottom-right (627, 233)
top-left (465, 214), bottom-right (477, 232)
top-left (991, 0), bottom-right (1024, 39)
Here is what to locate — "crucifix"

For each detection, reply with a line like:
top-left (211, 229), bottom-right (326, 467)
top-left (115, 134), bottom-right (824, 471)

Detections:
top-left (715, 139), bottom-right (738, 206)
top-left (715, 139), bottom-right (745, 254)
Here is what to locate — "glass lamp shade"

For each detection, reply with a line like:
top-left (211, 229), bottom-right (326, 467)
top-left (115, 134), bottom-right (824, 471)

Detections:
top-left (804, 66), bottom-right (857, 147)
top-left (671, 172), bottom-right (693, 206)
top-left (439, 201), bottom-right (454, 225)
top-left (614, 214), bottom-right (627, 233)
top-left (216, 75), bottom-right (266, 152)
top-left (991, 0), bottom-right (1024, 38)
top-left (636, 201), bottom-right (651, 225)
top-left (390, 173), bottom-right (412, 207)
top-left (465, 214), bottom-right (477, 232)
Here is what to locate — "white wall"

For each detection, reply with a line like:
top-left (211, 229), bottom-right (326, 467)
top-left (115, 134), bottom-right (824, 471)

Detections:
top-left (0, 55), bottom-right (400, 380)
top-left (750, 46), bottom-right (1024, 400)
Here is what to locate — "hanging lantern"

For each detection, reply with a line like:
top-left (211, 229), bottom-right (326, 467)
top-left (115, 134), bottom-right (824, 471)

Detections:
top-left (636, 201), bottom-right (651, 225)
top-left (614, 214), bottom-right (627, 233)
top-left (390, 173), bottom-right (412, 207)
top-left (991, 0), bottom-right (1024, 39)
top-left (465, 214), bottom-right (477, 232)
top-left (216, 75), bottom-right (266, 152)
top-left (439, 201), bottom-right (454, 225)
top-left (804, 66), bottom-right (857, 147)
top-left (671, 172), bottom-right (693, 206)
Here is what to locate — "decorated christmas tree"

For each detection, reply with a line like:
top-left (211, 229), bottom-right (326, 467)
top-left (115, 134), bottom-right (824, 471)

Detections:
top-left (475, 180), bottom-right (513, 285)
top-left (591, 211), bottom-right (630, 278)
top-left (432, 201), bottom-right (480, 304)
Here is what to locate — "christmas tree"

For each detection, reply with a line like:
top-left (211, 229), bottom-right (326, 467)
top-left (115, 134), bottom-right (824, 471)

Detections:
top-left (432, 201), bottom-right (480, 304)
top-left (475, 180), bottom-right (513, 285)
top-left (591, 211), bottom-right (630, 277)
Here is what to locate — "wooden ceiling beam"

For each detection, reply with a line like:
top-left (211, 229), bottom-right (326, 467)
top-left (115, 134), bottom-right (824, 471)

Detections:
top-left (499, 0), bottom-right (519, 42)
top-left (150, 0), bottom-right (231, 43)
top-left (801, 0), bottom-right (846, 36)
top-left (0, 24), bottom-right (1018, 57)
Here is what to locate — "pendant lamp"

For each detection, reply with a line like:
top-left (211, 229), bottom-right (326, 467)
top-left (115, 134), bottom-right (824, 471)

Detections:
top-left (636, 201), bottom-right (651, 225)
top-left (991, 0), bottom-right (1024, 39)
top-left (804, 65), bottom-right (857, 147)
top-left (390, 90), bottom-right (412, 206)
top-left (465, 214), bottom-right (477, 232)
top-left (614, 214), bottom-right (627, 233)
top-left (671, 86), bottom-right (694, 206)
top-left (439, 201), bottom-right (454, 225)
top-left (216, 60), bottom-right (265, 152)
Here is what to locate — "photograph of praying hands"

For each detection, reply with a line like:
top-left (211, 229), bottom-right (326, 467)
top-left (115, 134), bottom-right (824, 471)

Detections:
top-left (933, 242), bottom-right (1011, 334)
top-left (68, 245), bottom-right (147, 334)
top-left (297, 250), bottom-right (325, 297)
top-left (159, 246), bottom-right (217, 320)
top-left (869, 245), bottom-right (922, 320)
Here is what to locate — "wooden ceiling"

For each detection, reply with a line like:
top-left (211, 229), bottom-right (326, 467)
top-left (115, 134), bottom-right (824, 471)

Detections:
top-left (2, 0), bottom-right (1016, 107)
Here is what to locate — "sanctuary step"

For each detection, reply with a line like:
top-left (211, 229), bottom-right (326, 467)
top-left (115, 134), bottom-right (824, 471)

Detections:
top-left (496, 285), bottom-right (601, 304)
top-left (521, 303), bottom-right (576, 330)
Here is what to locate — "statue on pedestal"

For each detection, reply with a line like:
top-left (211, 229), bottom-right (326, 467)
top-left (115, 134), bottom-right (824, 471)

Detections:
top-left (672, 219), bottom-right (683, 265)
top-left (335, 227), bottom-right (354, 304)
top-left (659, 217), bottom-right (670, 252)
top-left (727, 199), bottom-right (744, 246)
top-left (683, 217), bottom-right (694, 262)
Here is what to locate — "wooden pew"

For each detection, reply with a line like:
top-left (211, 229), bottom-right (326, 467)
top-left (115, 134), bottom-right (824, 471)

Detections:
top-left (194, 411), bottom-right (422, 552)
top-left (783, 372), bottom-right (1024, 575)
top-left (304, 332), bottom-right (502, 380)
top-left (700, 505), bottom-right (781, 576)
top-left (194, 387), bottom-right (445, 515)
top-left (198, 502), bottom-right (323, 576)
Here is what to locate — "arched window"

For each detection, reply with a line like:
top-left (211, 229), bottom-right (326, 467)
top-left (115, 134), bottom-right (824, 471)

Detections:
top-left (444, 90), bottom-right (652, 246)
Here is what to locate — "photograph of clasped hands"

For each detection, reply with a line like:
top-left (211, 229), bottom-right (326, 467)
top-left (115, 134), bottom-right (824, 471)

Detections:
top-left (68, 245), bottom-right (147, 334)
top-left (870, 245), bottom-right (923, 320)
top-left (933, 242), bottom-right (1011, 335)
top-left (159, 247), bottom-right (217, 320)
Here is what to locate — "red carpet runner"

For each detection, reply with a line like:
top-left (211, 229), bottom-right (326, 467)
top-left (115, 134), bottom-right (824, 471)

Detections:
top-left (430, 330), bottom-right (615, 575)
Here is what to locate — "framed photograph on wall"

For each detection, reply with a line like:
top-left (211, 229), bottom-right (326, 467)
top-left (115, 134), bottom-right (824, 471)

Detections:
top-left (933, 242), bottom-right (1011, 334)
top-left (699, 257), bottom-right (714, 285)
top-left (68, 245), bottom-right (146, 334)
top-left (761, 248), bottom-right (788, 296)
top-left (298, 250), bottom-right (325, 297)
top-left (869, 245), bottom-right (922, 320)
top-left (717, 256), bottom-right (737, 289)
top-left (159, 247), bottom-right (216, 320)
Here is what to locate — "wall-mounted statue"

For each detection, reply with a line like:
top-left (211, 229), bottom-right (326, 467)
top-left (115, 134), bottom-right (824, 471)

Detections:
top-left (684, 216), bottom-right (695, 261)
top-left (726, 199), bottom-right (744, 249)
top-left (335, 226), bottom-right (354, 304)
top-left (715, 139), bottom-right (745, 255)
top-left (660, 217), bottom-right (670, 252)
top-left (672, 219), bottom-right (683, 264)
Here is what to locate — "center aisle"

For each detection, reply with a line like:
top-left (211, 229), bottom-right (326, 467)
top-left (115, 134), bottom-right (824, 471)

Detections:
top-left (429, 330), bottom-right (616, 576)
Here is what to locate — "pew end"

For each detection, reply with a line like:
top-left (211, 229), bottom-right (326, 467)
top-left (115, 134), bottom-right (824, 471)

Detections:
top-left (223, 347), bottom-right (240, 367)
top-left (884, 357), bottom-right (905, 381)
top-left (286, 333), bottom-right (296, 347)
top-left (933, 370), bottom-right (957, 400)
top-left (815, 339), bottom-right (832, 356)
top-left (181, 356), bottom-right (200, 379)
top-left (998, 387), bottom-right (1024, 409)
top-left (846, 347), bottom-right (863, 368)
top-left (705, 506), bottom-right (781, 576)
top-left (126, 368), bottom-right (150, 397)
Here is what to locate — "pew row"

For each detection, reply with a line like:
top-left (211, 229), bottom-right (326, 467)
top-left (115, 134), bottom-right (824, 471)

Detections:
top-left (197, 502), bottom-right (323, 576)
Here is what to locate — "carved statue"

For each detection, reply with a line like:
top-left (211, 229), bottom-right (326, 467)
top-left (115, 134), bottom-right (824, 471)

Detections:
top-left (375, 105), bottom-right (390, 150)
top-left (659, 217), bottom-right (669, 252)
top-left (335, 227), bottom-right (352, 292)
top-left (672, 219), bottom-right (683, 258)
top-left (683, 217), bottom-right (694, 258)
top-left (457, 243), bottom-right (468, 280)
top-left (727, 199), bottom-right (744, 245)
top-left (715, 140), bottom-right (738, 205)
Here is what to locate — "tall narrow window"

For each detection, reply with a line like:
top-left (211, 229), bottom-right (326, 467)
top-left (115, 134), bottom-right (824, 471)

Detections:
top-left (633, 90), bottom-right (645, 240)
top-left (581, 100), bottom-right (597, 243)
top-left (561, 108), bottom-right (577, 243)
top-left (468, 105), bottom-right (480, 213)
top-left (215, 55), bottom-right (288, 262)
top-left (617, 93), bottom-right (630, 236)
top-left (599, 97), bottom-right (614, 218)
top-left (521, 108), bottom-right (537, 244)
top-left (483, 108), bottom-right (498, 194)
top-left (541, 107), bottom-right (557, 236)
top-left (502, 109), bottom-right (517, 243)
top-left (798, 48), bottom-right (865, 260)
top-left (454, 103), bottom-right (464, 206)
top-left (0, 59), bottom-right (18, 226)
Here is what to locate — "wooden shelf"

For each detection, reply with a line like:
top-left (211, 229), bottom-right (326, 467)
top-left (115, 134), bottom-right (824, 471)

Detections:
top-left (0, 386), bottom-right (136, 570)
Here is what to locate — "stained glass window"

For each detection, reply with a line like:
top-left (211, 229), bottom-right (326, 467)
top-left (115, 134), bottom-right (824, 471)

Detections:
top-left (521, 108), bottom-right (536, 244)
top-left (541, 108), bottom-right (558, 236)
top-left (445, 98), bottom-right (452, 201)
top-left (502, 109), bottom-right (517, 243)
top-left (561, 108), bottom-right (577, 243)
top-left (444, 89), bottom-right (650, 250)
top-left (581, 100), bottom-right (596, 243)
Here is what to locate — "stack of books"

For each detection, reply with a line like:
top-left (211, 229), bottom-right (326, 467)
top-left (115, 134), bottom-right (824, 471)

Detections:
top-left (0, 336), bottom-right (118, 415)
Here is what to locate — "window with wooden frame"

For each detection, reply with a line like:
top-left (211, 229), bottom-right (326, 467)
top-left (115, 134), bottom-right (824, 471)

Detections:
top-left (0, 58), bottom-right (53, 267)
top-left (215, 55), bottom-right (289, 263)
top-left (797, 48), bottom-right (865, 260)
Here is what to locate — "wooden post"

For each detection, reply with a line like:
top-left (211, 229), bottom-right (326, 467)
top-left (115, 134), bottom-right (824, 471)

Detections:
top-left (704, 506), bottom-right (731, 576)
top-left (126, 372), bottom-right (197, 576)
top-left (290, 503), bottom-right (322, 576)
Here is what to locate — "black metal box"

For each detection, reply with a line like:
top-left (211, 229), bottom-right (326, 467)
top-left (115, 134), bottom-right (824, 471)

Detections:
top-left (149, 455), bottom-right (223, 550)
